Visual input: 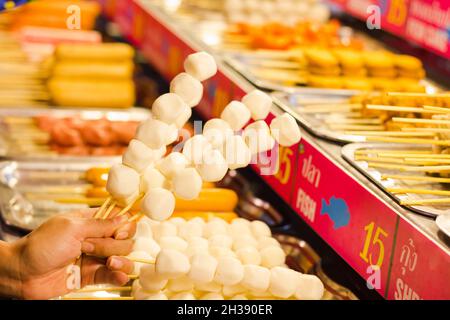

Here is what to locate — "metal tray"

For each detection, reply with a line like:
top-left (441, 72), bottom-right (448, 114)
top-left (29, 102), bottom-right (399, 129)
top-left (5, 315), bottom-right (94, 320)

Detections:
top-left (272, 90), bottom-right (357, 144)
top-left (0, 107), bottom-right (150, 160)
top-left (219, 170), bottom-right (285, 227)
top-left (342, 143), bottom-right (450, 218)
top-left (0, 159), bottom-right (119, 232)
top-left (225, 55), bottom-right (361, 96)
top-left (275, 234), bottom-right (358, 300)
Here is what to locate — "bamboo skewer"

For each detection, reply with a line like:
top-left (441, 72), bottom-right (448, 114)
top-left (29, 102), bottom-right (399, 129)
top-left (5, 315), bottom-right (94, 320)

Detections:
top-left (102, 201), bottom-right (117, 219)
top-left (328, 124), bottom-right (385, 131)
top-left (128, 213), bottom-right (144, 223)
top-left (400, 198), bottom-right (450, 205)
top-left (355, 156), bottom-right (410, 164)
top-left (354, 149), bottom-right (432, 155)
top-left (387, 188), bottom-right (450, 196)
top-left (423, 106), bottom-right (450, 113)
top-left (346, 131), bottom-right (435, 137)
top-left (325, 118), bottom-right (383, 125)
top-left (366, 104), bottom-right (446, 114)
top-left (387, 92), bottom-right (450, 98)
top-left (392, 117), bottom-right (450, 125)
top-left (62, 297), bottom-right (135, 300)
top-left (75, 286), bottom-right (132, 293)
top-left (127, 257), bottom-right (155, 265)
top-left (402, 127), bottom-right (450, 133)
top-left (94, 197), bottom-right (112, 219)
top-left (405, 158), bottom-right (450, 164)
top-left (299, 104), bottom-right (362, 113)
top-left (378, 153), bottom-right (450, 159)
top-left (116, 201), bottom-right (137, 217)
top-left (381, 174), bottom-right (450, 183)
top-left (366, 136), bottom-right (450, 146)
top-left (368, 162), bottom-right (450, 172)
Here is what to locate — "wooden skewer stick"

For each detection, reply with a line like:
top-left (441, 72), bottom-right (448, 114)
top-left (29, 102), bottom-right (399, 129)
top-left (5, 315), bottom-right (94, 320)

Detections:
top-left (387, 92), bottom-right (450, 98)
top-left (117, 202), bottom-right (136, 217)
top-left (366, 104), bottom-right (445, 114)
top-left (392, 117), bottom-right (450, 125)
top-left (117, 194), bottom-right (145, 217)
top-left (128, 213), bottom-right (144, 223)
top-left (405, 158), bottom-right (450, 164)
top-left (128, 274), bottom-right (139, 280)
top-left (62, 297), bottom-right (135, 300)
top-left (378, 153), bottom-right (450, 159)
top-left (387, 188), bottom-right (450, 196)
top-left (401, 127), bottom-right (450, 133)
top-left (299, 104), bottom-right (362, 113)
top-left (75, 286), bottom-right (132, 293)
top-left (354, 149), bottom-right (431, 155)
top-left (127, 257), bottom-right (155, 265)
top-left (56, 197), bottom-right (106, 206)
top-left (325, 118), bottom-right (383, 125)
top-left (355, 156), bottom-right (409, 164)
top-left (381, 174), bottom-right (450, 183)
top-left (423, 106), bottom-right (450, 113)
top-left (345, 131), bottom-right (435, 137)
top-left (328, 124), bottom-right (385, 131)
top-left (102, 201), bottom-right (117, 220)
top-left (400, 198), bottom-right (450, 205)
top-left (365, 136), bottom-right (450, 146)
top-left (94, 197), bottom-right (112, 219)
top-left (368, 162), bottom-right (450, 172)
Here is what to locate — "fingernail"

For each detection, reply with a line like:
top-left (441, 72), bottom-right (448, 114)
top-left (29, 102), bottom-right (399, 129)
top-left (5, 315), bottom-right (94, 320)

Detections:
top-left (115, 231), bottom-right (128, 240)
top-left (81, 241), bottom-right (95, 253)
top-left (109, 257), bottom-right (123, 270)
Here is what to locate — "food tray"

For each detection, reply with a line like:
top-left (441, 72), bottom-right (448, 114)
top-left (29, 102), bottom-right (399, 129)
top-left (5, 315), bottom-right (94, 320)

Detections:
top-left (342, 143), bottom-right (450, 218)
top-left (59, 234), bottom-right (356, 300)
top-left (0, 159), bottom-right (118, 232)
top-left (0, 164), bottom-right (285, 233)
top-left (225, 55), bottom-right (361, 96)
top-left (275, 234), bottom-right (358, 300)
top-left (271, 90), bottom-right (358, 144)
top-left (0, 107), bottom-right (150, 160)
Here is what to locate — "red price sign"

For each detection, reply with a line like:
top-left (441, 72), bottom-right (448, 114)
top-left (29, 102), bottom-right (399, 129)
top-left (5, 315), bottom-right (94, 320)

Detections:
top-left (387, 218), bottom-right (450, 300)
top-left (290, 137), bottom-right (397, 296)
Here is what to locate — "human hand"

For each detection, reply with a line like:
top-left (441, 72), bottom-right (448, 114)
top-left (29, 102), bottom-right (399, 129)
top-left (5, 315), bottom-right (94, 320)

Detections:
top-left (3, 208), bottom-right (136, 299)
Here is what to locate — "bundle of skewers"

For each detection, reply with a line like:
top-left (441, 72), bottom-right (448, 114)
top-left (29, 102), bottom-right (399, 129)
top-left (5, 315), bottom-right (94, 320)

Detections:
top-left (336, 92), bottom-right (450, 212)
top-left (62, 215), bottom-right (324, 300)
top-left (0, 31), bottom-right (49, 108)
top-left (298, 91), bottom-right (450, 139)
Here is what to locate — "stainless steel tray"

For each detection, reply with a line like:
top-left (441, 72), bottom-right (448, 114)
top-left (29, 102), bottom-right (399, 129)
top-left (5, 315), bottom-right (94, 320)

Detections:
top-left (275, 234), bottom-right (358, 300)
top-left (272, 90), bottom-right (359, 144)
top-left (0, 159), bottom-right (119, 232)
top-left (0, 107), bottom-right (150, 160)
top-left (342, 143), bottom-right (449, 218)
top-left (225, 55), bottom-right (361, 96)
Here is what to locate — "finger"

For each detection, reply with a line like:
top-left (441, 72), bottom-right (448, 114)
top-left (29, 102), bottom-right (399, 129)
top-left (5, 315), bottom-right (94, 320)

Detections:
top-left (114, 220), bottom-right (136, 240)
top-left (106, 256), bottom-right (134, 274)
top-left (80, 256), bottom-right (129, 287)
top-left (79, 215), bottom-right (128, 239)
top-left (80, 256), bottom-right (105, 287)
top-left (95, 268), bottom-right (130, 287)
top-left (81, 238), bottom-right (134, 257)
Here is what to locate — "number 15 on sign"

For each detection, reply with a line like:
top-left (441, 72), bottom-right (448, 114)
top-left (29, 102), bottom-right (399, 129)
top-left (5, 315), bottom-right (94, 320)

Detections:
top-left (360, 222), bottom-right (388, 268)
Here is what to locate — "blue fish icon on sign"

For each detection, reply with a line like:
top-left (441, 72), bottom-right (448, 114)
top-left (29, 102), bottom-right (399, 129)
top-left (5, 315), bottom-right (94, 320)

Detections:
top-left (320, 196), bottom-right (350, 229)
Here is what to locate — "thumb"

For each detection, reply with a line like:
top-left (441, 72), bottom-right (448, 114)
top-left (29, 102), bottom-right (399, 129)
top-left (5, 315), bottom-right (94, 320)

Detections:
top-left (79, 215), bottom-right (128, 239)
